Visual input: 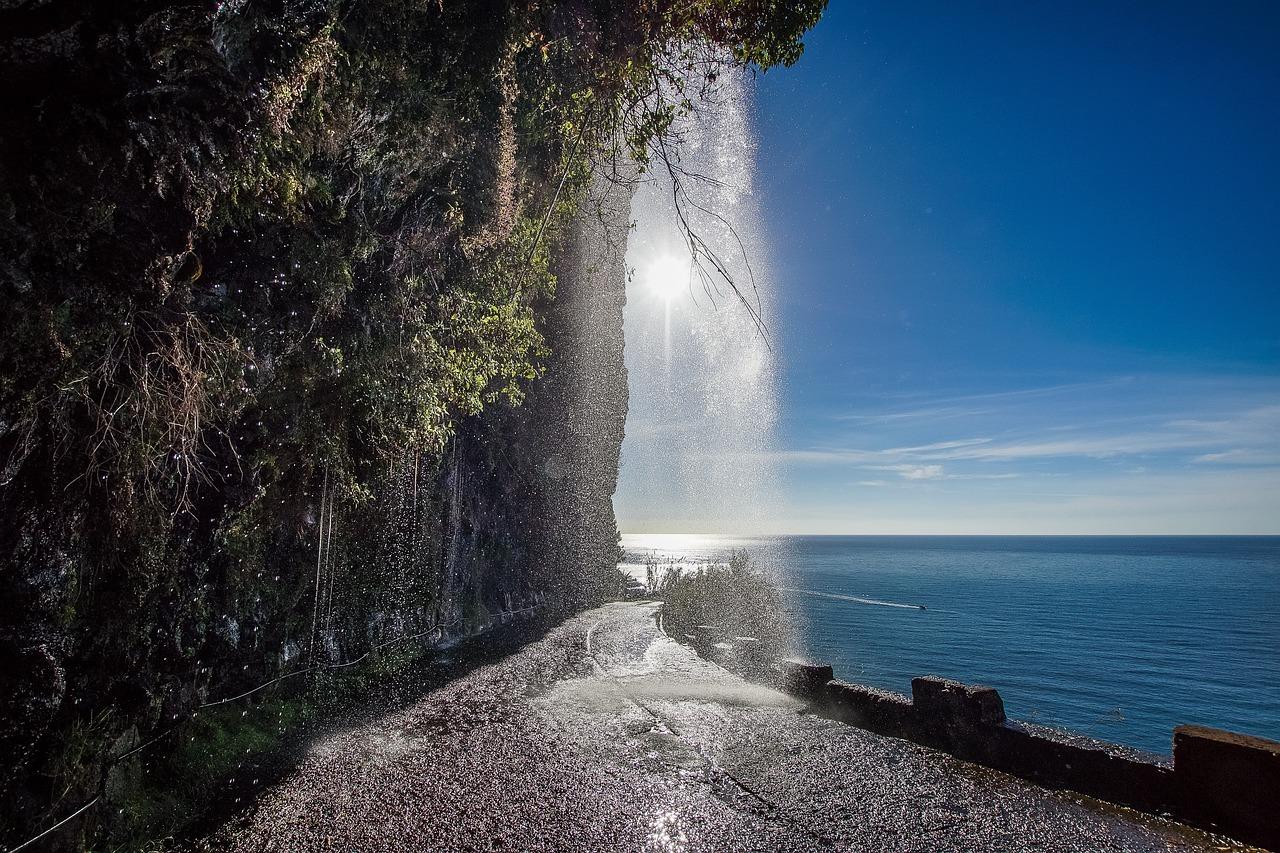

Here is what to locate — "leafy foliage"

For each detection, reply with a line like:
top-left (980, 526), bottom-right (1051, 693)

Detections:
top-left (655, 551), bottom-right (791, 670)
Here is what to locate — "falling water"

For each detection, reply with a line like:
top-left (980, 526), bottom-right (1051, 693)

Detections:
top-left (619, 68), bottom-right (781, 538)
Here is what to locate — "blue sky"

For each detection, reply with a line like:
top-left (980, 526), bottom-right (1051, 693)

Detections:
top-left (616, 2), bottom-right (1280, 534)
top-left (750, 1), bottom-right (1280, 534)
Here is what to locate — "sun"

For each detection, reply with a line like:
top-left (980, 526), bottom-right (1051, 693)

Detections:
top-left (643, 253), bottom-right (691, 303)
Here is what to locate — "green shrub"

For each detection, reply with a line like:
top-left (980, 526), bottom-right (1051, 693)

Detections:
top-left (656, 551), bottom-right (791, 671)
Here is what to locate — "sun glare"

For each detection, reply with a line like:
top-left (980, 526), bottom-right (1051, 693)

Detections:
top-left (644, 253), bottom-right (691, 303)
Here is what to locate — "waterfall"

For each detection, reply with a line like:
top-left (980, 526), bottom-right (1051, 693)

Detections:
top-left (618, 68), bottom-right (780, 536)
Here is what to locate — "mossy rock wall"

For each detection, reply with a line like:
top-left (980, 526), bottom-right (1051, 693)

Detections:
top-left (0, 0), bottom-right (822, 846)
top-left (0, 2), bottom-right (631, 844)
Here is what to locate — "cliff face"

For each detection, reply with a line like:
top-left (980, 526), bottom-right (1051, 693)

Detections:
top-left (0, 3), bottom-right (633, 843)
top-left (0, 0), bottom-right (821, 845)
top-left (429, 170), bottom-right (632, 635)
top-left (518, 171), bottom-right (633, 608)
top-left (0, 172), bottom-right (632, 848)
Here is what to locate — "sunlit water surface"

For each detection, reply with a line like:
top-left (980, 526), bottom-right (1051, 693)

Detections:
top-left (622, 533), bottom-right (1280, 755)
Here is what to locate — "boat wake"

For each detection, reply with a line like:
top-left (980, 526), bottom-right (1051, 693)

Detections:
top-left (779, 587), bottom-right (928, 611)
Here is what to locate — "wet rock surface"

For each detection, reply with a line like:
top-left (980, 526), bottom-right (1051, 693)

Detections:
top-left (206, 603), bottom-right (1243, 852)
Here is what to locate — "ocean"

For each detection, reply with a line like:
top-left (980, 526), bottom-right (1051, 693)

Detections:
top-left (620, 533), bottom-right (1280, 756)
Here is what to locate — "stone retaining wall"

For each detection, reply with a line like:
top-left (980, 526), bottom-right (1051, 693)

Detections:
top-left (771, 659), bottom-right (1279, 852)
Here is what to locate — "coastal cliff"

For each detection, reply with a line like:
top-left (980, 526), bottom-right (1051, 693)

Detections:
top-left (0, 1), bottom-right (823, 847)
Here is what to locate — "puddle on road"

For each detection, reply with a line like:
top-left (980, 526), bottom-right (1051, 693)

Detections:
top-left (617, 675), bottom-right (799, 710)
top-left (539, 632), bottom-right (799, 717)
top-left (539, 674), bottom-right (799, 717)
top-left (644, 808), bottom-right (689, 853)
top-left (532, 628), bottom-right (804, 789)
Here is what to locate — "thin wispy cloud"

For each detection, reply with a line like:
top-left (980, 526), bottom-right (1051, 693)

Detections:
top-left (1194, 449), bottom-right (1280, 465)
top-left (786, 401), bottom-right (1280, 471)
top-left (882, 438), bottom-right (992, 454)
top-left (914, 432), bottom-right (1220, 462)
top-left (762, 379), bottom-right (1280, 534)
top-left (628, 372), bottom-right (1280, 533)
top-left (832, 377), bottom-right (1139, 421)
top-left (861, 463), bottom-right (1020, 482)
top-left (867, 463), bottom-right (946, 480)
top-left (833, 405), bottom-right (994, 424)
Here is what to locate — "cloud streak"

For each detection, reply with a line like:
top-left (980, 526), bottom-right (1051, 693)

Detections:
top-left (631, 374), bottom-right (1280, 533)
top-left (783, 403), bottom-right (1280, 473)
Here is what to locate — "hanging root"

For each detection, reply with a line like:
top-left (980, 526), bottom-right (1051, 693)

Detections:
top-left (57, 311), bottom-right (247, 517)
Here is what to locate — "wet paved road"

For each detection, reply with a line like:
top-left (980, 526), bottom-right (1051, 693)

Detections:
top-left (208, 603), bottom-right (1241, 852)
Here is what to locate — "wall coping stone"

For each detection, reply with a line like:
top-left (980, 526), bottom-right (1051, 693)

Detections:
top-left (912, 676), bottom-right (1006, 727)
top-left (1173, 724), bottom-right (1280, 850)
top-left (774, 659), bottom-right (834, 699)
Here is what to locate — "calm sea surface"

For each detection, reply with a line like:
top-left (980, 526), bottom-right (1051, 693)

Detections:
top-left (620, 534), bottom-right (1280, 755)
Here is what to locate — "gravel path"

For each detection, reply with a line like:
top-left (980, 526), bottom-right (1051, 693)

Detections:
top-left (206, 602), bottom-right (1241, 852)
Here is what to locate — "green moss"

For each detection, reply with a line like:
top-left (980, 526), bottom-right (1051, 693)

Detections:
top-left (111, 698), bottom-right (313, 846)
